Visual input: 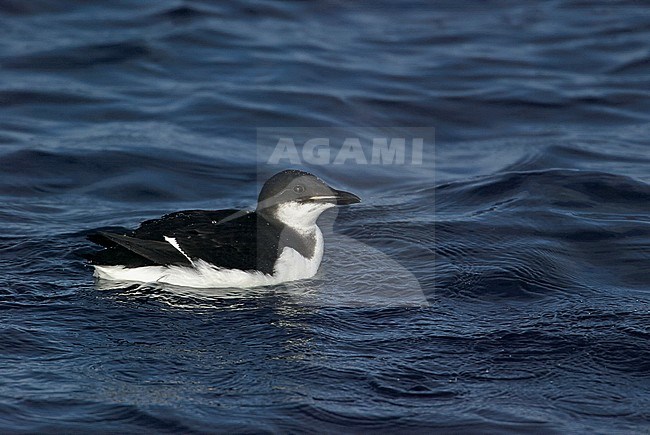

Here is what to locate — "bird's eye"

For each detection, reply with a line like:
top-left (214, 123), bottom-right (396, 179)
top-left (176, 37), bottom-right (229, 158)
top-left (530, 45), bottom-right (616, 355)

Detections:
top-left (293, 184), bottom-right (305, 193)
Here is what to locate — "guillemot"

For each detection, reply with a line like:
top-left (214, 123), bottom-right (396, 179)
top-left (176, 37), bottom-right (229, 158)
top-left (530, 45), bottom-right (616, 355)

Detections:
top-left (85, 170), bottom-right (360, 288)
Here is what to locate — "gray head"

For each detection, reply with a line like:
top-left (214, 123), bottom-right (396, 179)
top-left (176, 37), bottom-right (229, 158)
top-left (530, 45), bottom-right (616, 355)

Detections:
top-left (256, 170), bottom-right (360, 229)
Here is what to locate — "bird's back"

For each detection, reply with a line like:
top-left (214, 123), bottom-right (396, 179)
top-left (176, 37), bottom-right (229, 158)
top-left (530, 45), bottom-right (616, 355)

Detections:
top-left (86, 209), bottom-right (283, 274)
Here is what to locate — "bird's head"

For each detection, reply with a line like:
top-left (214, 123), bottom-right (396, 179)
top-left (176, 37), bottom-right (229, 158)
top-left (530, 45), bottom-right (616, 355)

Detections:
top-left (256, 170), bottom-right (360, 229)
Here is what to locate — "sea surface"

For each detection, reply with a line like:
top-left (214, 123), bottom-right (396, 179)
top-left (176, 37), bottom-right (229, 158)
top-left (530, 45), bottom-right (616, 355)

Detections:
top-left (1, 0), bottom-right (650, 433)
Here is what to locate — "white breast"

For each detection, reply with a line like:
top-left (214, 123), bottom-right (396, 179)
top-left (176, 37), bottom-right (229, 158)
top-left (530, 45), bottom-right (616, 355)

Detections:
top-left (272, 227), bottom-right (324, 282)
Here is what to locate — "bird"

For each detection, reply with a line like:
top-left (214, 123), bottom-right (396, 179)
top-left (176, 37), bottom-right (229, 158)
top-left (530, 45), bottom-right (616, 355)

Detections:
top-left (85, 169), bottom-right (361, 288)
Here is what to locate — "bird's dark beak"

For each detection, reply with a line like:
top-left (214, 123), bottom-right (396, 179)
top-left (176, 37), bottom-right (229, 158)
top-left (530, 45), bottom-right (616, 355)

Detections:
top-left (300, 188), bottom-right (361, 205)
top-left (333, 189), bottom-right (361, 205)
top-left (301, 189), bottom-right (361, 205)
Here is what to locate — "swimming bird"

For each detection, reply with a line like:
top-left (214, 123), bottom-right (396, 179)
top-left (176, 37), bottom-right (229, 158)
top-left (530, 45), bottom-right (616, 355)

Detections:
top-left (85, 169), bottom-right (360, 288)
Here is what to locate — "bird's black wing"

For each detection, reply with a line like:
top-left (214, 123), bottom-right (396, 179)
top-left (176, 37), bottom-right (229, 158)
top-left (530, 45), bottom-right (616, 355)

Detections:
top-left (87, 231), bottom-right (190, 266)
top-left (86, 210), bottom-right (281, 274)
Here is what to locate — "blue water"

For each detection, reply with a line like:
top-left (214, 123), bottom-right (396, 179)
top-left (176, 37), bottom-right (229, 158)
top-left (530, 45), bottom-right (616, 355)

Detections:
top-left (2, 0), bottom-right (650, 432)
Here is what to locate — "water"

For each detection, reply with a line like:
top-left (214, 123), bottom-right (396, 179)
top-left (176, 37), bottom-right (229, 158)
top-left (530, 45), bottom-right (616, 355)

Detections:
top-left (1, 0), bottom-right (650, 432)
